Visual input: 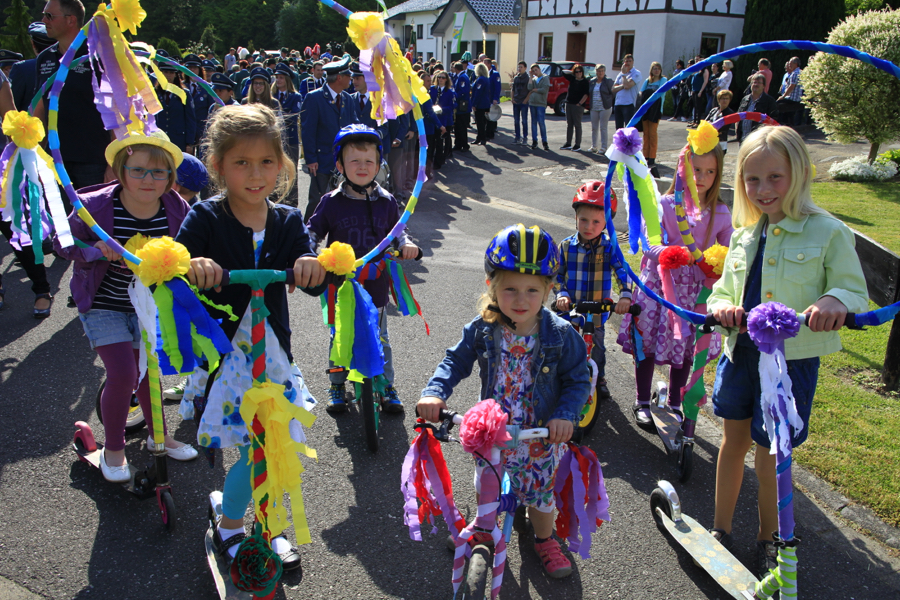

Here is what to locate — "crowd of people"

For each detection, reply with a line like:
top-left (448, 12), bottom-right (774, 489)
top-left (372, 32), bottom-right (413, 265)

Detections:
top-left (1, 0), bottom-right (854, 592)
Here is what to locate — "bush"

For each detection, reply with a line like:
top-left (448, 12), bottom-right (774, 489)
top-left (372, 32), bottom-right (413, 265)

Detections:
top-left (828, 155), bottom-right (898, 182)
top-left (156, 37), bottom-right (183, 59)
top-left (878, 148), bottom-right (900, 169)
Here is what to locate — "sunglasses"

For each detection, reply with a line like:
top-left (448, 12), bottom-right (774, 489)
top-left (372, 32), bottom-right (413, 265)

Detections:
top-left (41, 11), bottom-right (67, 20)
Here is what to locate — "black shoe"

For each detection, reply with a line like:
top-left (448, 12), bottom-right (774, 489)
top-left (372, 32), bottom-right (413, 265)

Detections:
top-left (278, 546), bottom-right (302, 571)
top-left (67, 295), bottom-right (76, 308)
top-left (531, 141), bottom-right (538, 149)
top-left (757, 540), bottom-right (778, 579)
top-left (542, 143), bottom-right (550, 151)
top-left (571, 146), bottom-right (581, 152)
top-left (33, 293), bottom-right (52, 319)
top-left (560, 144), bottom-right (572, 150)
top-left (632, 402), bottom-right (653, 429)
top-left (596, 378), bottom-right (611, 400)
top-left (650, 165), bottom-right (660, 178)
top-left (710, 528), bottom-right (734, 552)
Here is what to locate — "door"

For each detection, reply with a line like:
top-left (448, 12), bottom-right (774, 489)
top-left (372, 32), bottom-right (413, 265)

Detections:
top-left (566, 32), bottom-right (586, 62)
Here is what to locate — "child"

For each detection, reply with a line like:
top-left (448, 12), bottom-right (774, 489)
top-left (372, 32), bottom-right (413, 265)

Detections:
top-left (176, 104), bottom-right (327, 570)
top-left (54, 130), bottom-right (199, 483)
top-left (617, 143), bottom-right (733, 427)
top-left (706, 90), bottom-right (735, 154)
top-left (555, 181), bottom-right (632, 399)
top-left (172, 152), bottom-right (209, 205)
top-left (306, 124), bottom-right (419, 414)
top-left (707, 125), bottom-right (867, 575)
top-left (418, 225), bottom-right (590, 579)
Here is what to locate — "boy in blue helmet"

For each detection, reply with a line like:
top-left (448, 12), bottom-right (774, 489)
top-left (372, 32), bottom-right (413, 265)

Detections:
top-left (306, 124), bottom-right (419, 414)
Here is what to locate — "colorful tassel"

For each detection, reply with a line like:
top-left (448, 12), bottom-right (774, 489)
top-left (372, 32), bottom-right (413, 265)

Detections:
top-left (554, 443), bottom-right (610, 560)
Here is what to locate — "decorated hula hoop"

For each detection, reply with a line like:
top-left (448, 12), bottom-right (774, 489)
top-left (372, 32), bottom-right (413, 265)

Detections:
top-left (602, 40), bottom-right (900, 326)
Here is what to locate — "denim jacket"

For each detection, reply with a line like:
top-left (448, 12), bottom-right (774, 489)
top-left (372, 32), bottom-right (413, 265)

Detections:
top-left (708, 213), bottom-right (868, 360)
top-left (421, 307), bottom-right (590, 425)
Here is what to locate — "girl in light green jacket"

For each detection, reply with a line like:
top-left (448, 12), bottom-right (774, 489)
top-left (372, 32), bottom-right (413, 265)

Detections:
top-left (705, 126), bottom-right (868, 575)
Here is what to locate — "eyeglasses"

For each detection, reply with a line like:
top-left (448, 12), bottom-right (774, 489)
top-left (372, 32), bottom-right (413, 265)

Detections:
top-left (41, 12), bottom-right (67, 20)
top-left (123, 166), bottom-right (171, 181)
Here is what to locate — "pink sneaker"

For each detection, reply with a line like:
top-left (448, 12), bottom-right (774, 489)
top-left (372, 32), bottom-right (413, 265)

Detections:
top-left (534, 538), bottom-right (572, 578)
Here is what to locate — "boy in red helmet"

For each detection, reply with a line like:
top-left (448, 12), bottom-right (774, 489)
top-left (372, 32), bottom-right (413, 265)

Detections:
top-left (554, 180), bottom-right (631, 399)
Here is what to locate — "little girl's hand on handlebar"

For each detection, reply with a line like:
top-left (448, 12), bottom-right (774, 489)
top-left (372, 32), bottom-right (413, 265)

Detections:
top-left (555, 297), bottom-right (571, 312)
top-left (614, 297), bottom-right (632, 315)
top-left (417, 396), bottom-right (447, 423)
top-left (803, 295), bottom-right (847, 332)
top-left (547, 419), bottom-right (573, 445)
top-left (712, 303), bottom-right (747, 333)
top-left (187, 257), bottom-right (223, 292)
top-left (291, 256), bottom-right (326, 292)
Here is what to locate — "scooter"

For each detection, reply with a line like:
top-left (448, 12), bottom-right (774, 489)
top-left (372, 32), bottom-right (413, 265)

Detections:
top-left (72, 421), bottom-right (176, 529)
top-left (647, 381), bottom-right (695, 482)
top-left (205, 491), bottom-right (253, 600)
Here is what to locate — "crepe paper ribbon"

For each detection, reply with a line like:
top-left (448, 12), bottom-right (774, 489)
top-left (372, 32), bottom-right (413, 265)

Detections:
top-left (131, 46), bottom-right (225, 111)
top-left (680, 286), bottom-right (714, 421)
top-left (401, 423), bottom-right (467, 542)
top-left (451, 459), bottom-right (506, 600)
top-left (458, 399), bottom-right (512, 459)
top-left (230, 530), bottom-right (283, 599)
top-left (658, 246), bottom-right (693, 339)
top-left (328, 278), bottom-right (385, 378)
top-left (757, 542), bottom-right (799, 599)
top-left (554, 443), bottom-right (610, 560)
top-left (387, 258), bottom-right (430, 334)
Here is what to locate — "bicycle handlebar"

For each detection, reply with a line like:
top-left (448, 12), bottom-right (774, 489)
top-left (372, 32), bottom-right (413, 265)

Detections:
top-left (553, 298), bottom-right (642, 317)
top-left (219, 268), bottom-right (343, 289)
top-left (700, 311), bottom-right (860, 334)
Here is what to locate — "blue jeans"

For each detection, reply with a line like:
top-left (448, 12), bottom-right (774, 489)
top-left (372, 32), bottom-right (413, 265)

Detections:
top-left (513, 103), bottom-right (528, 139)
top-left (529, 105), bottom-right (547, 143)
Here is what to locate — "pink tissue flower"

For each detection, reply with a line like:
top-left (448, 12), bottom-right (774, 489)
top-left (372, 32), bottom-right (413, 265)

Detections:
top-left (459, 400), bottom-right (512, 458)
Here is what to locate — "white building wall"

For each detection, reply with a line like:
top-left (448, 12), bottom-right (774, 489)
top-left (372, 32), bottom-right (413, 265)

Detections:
top-left (661, 13), bottom-right (744, 73)
top-left (386, 11), bottom-right (441, 61)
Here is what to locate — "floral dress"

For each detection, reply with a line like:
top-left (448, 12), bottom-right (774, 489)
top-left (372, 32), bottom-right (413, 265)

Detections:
top-left (196, 230), bottom-right (317, 449)
top-left (492, 328), bottom-right (567, 511)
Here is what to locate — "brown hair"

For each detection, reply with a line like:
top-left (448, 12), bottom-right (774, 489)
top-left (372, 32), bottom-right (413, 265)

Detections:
top-left (717, 89), bottom-right (733, 101)
top-left (202, 104), bottom-right (295, 202)
top-left (664, 143), bottom-right (725, 248)
top-left (111, 144), bottom-right (177, 193)
top-left (476, 271), bottom-right (553, 324)
top-left (247, 77), bottom-right (274, 105)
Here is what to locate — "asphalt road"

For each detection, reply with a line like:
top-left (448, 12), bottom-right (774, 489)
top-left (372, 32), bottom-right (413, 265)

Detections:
top-left (1, 113), bottom-right (898, 600)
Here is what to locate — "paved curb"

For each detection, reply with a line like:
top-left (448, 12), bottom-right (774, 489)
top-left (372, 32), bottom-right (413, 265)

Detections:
top-left (0, 577), bottom-right (43, 600)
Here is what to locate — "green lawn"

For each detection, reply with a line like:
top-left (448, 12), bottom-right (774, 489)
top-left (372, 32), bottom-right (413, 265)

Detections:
top-left (811, 181), bottom-right (900, 254)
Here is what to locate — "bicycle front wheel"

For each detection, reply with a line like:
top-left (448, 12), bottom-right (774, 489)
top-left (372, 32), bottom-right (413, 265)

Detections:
top-left (463, 544), bottom-right (492, 600)
top-left (577, 388), bottom-right (600, 436)
top-left (360, 378), bottom-right (380, 453)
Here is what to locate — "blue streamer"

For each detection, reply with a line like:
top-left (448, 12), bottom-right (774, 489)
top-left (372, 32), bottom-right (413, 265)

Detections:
top-left (157, 278), bottom-right (233, 375)
top-left (350, 281), bottom-right (385, 378)
top-left (853, 302), bottom-right (900, 327)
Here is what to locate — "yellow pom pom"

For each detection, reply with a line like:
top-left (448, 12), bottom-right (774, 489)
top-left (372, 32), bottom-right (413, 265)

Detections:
top-left (687, 120), bottom-right (719, 156)
top-left (133, 236), bottom-right (190, 286)
top-left (2, 111), bottom-right (45, 150)
top-left (703, 243), bottom-right (729, 276)
top-left (111, 0), bottom-right (147, 36)
top-left (348, 12), bottom-right (386, 51)
top-left (317, 242), bottom-right (357, 276)
top-left (123, 233), bottom-right (151, 272)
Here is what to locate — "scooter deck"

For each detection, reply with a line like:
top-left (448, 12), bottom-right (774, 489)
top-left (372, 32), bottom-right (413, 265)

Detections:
top-left (657, 509), bottom-right (758, 599)
top-left (205, 491), bottom-right (253, 600)
top-left (73, 440), bottom-right (149, 497)
top-left (649, 405), bottom-right (683, 453)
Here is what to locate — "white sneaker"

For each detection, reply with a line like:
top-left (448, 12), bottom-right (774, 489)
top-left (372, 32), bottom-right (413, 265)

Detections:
top-left (148, 436), bottom-right (199, 462)
top-left (588, 146), bottom-right (597, 153)
top-left (162, 380), bottom-right (186, 400)
top-left (100, 449), bottom-right (131, 483)
top-left (680, 117), bottom-right (688, 122)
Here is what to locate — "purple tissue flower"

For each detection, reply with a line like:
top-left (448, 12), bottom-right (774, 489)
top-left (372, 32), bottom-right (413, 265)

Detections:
top-left (613, 127), bottom-right (643, 156)
top-left (747, 302), bottom-right (801, 354)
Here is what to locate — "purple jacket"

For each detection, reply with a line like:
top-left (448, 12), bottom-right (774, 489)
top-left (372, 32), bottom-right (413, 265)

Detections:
top-left (54, 182), bottom-right (190, 313)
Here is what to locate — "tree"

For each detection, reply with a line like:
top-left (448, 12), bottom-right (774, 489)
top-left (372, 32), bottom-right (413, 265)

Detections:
top-left (2, 0), bottom-right (35, 58)
top-left (845, 0), bottom-right (897, 13)
top-left (803, 9), bottom-right (900, 162)
top-left (156, 37), bottom-right (183, 59)
top-left (734, 0), bottom-right (845, 104)
top-left (199, 23), bottom-right (220, 54)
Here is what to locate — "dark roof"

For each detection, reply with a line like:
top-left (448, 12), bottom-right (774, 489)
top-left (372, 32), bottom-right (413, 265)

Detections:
top-left (385, 0), bottom-right (450, 19)
top-left (465, 0), bottom-right (519, 28)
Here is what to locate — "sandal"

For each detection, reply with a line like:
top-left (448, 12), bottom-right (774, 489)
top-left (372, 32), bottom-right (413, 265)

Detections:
top-left (534, 538), bottom-right (572, 579)
top-left (33, 293), bottom-right (52, 319)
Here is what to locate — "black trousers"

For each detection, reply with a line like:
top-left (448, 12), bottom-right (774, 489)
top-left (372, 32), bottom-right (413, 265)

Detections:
top-left (474, 108), bottom-right (488, 142)
top-left (453, 112), bottom-right (470, 149)
top-left (0, 220), bottom-right (51, 296)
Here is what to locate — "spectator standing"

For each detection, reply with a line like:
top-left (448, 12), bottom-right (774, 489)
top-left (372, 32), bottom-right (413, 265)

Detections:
top-left (511, 61), bottom-right (530, 145)
top-left (273, 63), bottom-right (304, 207)
top-left (224, 48), bottom-right (237, 72)
top-left (486, 58), bottom-right (501, 140)
top-left (451, 61), bottom-right (471, 152)
top-left (735, 73), bottom-right (777, 144)
top-left (300, 57), bottom-right (361, 219)
top-left (430, 70), bottom-right (456, 168)
top-left (688, 55), bottom-right (709, 127)
top-left (777, 56), bottom-right (804, 126)
top-left (746, 58), bottom-right (773, 95)
top-left (525, 63), bottom-right (550, 150)
top-left (471, 62), bottom-right (491, 146)
top-left (667, 59), bottom-right (686, 122)
top-left (717, 60), bottom-right (733, 97)
top-left (612, 54), bottom-right (641, 130)
top-left (299, 61), bottom-right (325, 103)
top-left (588, 63), bottom-right (614, 154)
top-left (639, 61), bottom-right (667, 174)
top-left (561, 65), bottom-right (589, 151)
top-left (706, 62), bottom-right (721, 114)
top-left (418, 71), bottom-right (445, 175)
top-left (35, 0), bottom-right (111, 196)
top-left (241, 67), bottom-right (281, 114)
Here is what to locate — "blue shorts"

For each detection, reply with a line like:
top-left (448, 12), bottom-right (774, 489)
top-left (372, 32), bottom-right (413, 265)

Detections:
top-left (79, 309), bottom-right (142, 350)
top-left (712, 344), bottom-right (820, 448)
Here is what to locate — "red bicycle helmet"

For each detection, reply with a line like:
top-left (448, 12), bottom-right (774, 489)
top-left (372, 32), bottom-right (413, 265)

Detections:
top-left (572, 180), bottom-right (617, 215)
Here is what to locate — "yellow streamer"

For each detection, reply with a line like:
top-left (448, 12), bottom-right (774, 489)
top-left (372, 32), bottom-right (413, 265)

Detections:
top-left (240, 382), bottom-right (317, 544)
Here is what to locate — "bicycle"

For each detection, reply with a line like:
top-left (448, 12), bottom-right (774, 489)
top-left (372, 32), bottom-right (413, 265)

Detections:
top-left (405, 403), bottom-right (609, 599)
top-left (554, 299), bottom-right (642, 440)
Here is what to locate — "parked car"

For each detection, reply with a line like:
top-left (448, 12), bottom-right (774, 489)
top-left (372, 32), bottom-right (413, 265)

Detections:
top-left (536, 61), bottom-right (597, 116)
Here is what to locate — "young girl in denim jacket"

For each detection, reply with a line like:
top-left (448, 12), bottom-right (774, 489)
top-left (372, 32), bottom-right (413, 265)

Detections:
top-left (418, 224), bottom-right (590, 580)
top-left (706, 126), bottom-right (867, 575)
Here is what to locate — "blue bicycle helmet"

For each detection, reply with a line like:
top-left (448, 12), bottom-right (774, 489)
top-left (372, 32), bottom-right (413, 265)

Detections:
top-left (485, 224), bottom-right (560, 278)
top-left (176, 153), bottom-right (209, 193)
top-left (332, 123), bottom-right (383, 166)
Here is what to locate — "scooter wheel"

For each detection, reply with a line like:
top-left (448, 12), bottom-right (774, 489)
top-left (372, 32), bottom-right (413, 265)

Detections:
top-left (677, 444), bottom-right (694, 483)
top-left (96, 380), bottom-right (146, 434)
top-left (650, 487), bottom-right (673, 528)
top-left (463, 543), bottom-right (492, 600)
top-left (159, 489), bottom-right (176, 531)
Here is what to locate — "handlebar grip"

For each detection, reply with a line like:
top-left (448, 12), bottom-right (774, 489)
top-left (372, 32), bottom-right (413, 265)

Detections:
top-left (285, 269), bottom-right (295, 287)
top-left (415, 248), bottom-right (424, 261)
top-left (220, 268), bottom-right (231, 287)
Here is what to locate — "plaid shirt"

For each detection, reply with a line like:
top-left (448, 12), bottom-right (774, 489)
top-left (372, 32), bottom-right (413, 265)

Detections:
top-left (781, 68), bottom-right (803, 102)
top-left (555, 232), bottom-right (632, 303)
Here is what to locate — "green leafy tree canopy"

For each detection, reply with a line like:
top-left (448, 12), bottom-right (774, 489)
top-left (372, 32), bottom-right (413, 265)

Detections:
top-left (803, 9), bottom-right (900, 162)
top-left (2, 0), bottom-right (35, 59)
